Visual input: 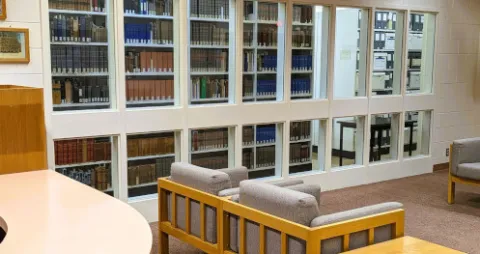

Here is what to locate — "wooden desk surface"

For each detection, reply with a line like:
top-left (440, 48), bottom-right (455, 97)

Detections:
top-left (0, 170), bottom-right (152, 254)
top-left (342, 236), bottom-right (464, 254)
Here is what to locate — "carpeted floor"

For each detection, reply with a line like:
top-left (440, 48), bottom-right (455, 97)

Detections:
top-left (149, 169), bottom-right (480, 254)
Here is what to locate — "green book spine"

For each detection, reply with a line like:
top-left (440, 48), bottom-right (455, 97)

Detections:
top-left (200, 77), bottom-right (207, 98)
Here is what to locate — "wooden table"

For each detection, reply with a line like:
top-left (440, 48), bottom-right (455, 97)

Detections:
top-left (0, 170), bottom-right (152, 254)
top-left (342, 236), bottom-right (464, 253)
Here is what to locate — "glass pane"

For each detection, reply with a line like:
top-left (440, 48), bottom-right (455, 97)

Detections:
top-left (49, 0), bottom-right (114, 111)
top-left (372, 10), bottom-right (404, 96)
top-left (332, 116), bottom-right (365, 168)
top-left (127, 132), bottom-right (176, 198)
top-left (404, 111), bottom-right (431, 157)
top-left (291, 5), bottom-right (329, 100)
top-left (334, 7), bottom-right (369, 98)
top-left (407, 13), bottom-right (435, 94)
top-left (369, 113), bottom-right (399, 163)
top-left (289, 120), bottom-right (327, 175)
top-left (242, 123), bottom-right (282, 179)
top-left (189, 0), bottom-right (235, 105)
top-left (54, 137), bottom-right (114, 196)
top-left (124, 0), bottom-right (175, 108)
top-left (191, 127), bottom-right (231, 169)
top-left (243, 1), bottom-right (286, 102)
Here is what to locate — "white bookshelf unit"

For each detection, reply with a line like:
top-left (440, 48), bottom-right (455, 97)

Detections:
top-left (188, 0), bottom-right (236, 105)
top-left (242, 1), bottom-right (285, 102)
top-left (41, 0), bottom-right (438, 222)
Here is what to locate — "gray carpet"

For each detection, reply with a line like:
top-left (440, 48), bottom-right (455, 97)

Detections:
top-left (149, 169), bottom-right (480, 253)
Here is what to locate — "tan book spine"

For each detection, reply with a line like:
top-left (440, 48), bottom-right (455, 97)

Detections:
top-left (133, 80), bottom-right (139, 101)
top-left (139, 80), bottom-right (145, 101)
top-left (167, 52), bottom-right (173, 72)
top-left (146, 52), bottom-right (153, 72)
top-left (155, 80), bottom-right (161, 100)
top-left (160, 80), bottom-right (166, 99)
top-left (140, 52), bottom-right (147, 73)
top-left (162, 52), bottom-right (168, 72)
top-left (65, 80), bottom-right (73, 103)
top-left (152, 52), bottom-right (158, 72)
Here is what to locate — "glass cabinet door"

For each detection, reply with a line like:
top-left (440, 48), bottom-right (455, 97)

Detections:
top-left (188, 0), bottom-right (236, 105)
top-left (49, 0), bottom-right (115, 111)
top-left (243, 1), bottom-right (286, 103)
top-left (124, 0), bottom-right (175, 108)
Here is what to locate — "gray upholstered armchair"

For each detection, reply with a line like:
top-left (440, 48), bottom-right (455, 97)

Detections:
top-left (448, 138), bottom-right (480, 204)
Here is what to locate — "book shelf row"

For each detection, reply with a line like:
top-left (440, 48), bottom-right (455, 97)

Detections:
top-left (50, 15), bottom-right (107, 43)
top-left (51, 46), bottom-right (109, 74)
top-left (49, 0), bottom-right (105, 12)
top-left (127, 135), bottom-right (175, 158)
top-left (124, 0), bottom-right (173, 16)
top-left (125, 51), bottom-right (173, 73)
top-left (52, 78), bottom-right (109, 105)
top-left (126, 79), bottom-right (174, 102)
top-left (124, 20), bottom-right (173, 45)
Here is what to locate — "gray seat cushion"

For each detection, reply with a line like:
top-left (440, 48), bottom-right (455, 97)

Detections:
top-left (218, 167), bottom-right (248, 188)
top-left (285, 184), bottom-right (321, 208)
top-left (219, 179), bottom-right (305, 197)
top-left (457, 163), bottom-right (480, 180)
top-left (218, 187), bottom-right (240, 197)
top-left (452, 138), bottom-right (480, 178)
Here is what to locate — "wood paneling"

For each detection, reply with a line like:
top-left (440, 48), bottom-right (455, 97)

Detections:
top-left (0, 85), bottom-right (46, 174)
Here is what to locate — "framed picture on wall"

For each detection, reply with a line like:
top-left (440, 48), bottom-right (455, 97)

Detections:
top-left (0, 28), bottom-right (30, 63)
top-left (0, 0), bottom-right (5, 20)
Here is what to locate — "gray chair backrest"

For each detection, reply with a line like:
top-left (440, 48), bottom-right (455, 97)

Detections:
top-left (169, 162), bottom-right (232, 243)
top-left (452, 138), bottom-right (480, 176)
top-left (231, 180), bottom-right (319, 254)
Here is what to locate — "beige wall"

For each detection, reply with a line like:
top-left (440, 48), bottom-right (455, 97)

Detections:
top-left (433, 0), bottom-right (480, 164)
top-left (0, 0), bottom-right (43, 88)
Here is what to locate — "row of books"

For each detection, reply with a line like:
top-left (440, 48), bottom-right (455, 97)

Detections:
top-left (258, 27), bottom-right (278, 47)
top-left (292, 28), bottom-right (312, 48)
top-left (124, 0), bottom-right (173, 16)
top-left (242, 150), bottom-right (254, 169)
top-left (244, 51), bottom-right (254, 72)
top-left (125, 51), bottom-right (173, 73)
top-left (289, 143), bottom-right (310, 163)
top-left (127, 136), bottom-right (175, 157)
top-left (243, 76), bottom-right (253, 97)
top-left (258, 54), bottom-right (277, 71)
top-left (126, 79), bottom-right (174, 101)
top-left (292, 5), bottom-right (313, 24)
top-left (374, 11), bottom-right (397, 30)
top-left (242, 126), bottom-right (254, 145)
top-left (124, 21), bottom-right (173, 45)
top-left (57, 166), bottom-right (111, 191)
top-left (256, 146), bottom-right (276, 168)
top-left (49, 0), bottom-right (105, 12)
top-left (291, 78), bottom-right (311, 95)
top-left (257, 3), bottom-right (278, 21)
top-left (256, 125), bottom-right (276, 143)
top-left (190, 0), bottom-right (230, 19)
top-left (292, 55), bottom-right (312, 70)
top-left (52, 78), bottom-right (109, 104)
top-left (243, 26), bottom-right (254, 46)
top-left (257, 80), bottom-right (277, 96)
top-left (55, 139), bottom-right (112, 165)
top-left (190, 22), bottom-right (229, 46)
top-left (192, 154), bottom-right (229, 169)
top-left (50, 15), bottom-right (107, 43)
top-left (290, 121), bottom-right (311, 141)
top-left (128, 158), bottom-right (174, 186)
top-left (190, 49), bottom-right (228, 72)
top-left (191, 128), bottom-right (228, 151)
top-left (191, 77), bottom-right (228, 100)
top-left (410, 14), bottom-right (424, 32)
top-left (51, 46), bottom-right (109, 74)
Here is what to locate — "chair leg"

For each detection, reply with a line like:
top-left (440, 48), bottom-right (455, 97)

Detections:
top-left (159, 232), bottom-right (169, 254)
top-left (448, 176), bottom-right (455, 204)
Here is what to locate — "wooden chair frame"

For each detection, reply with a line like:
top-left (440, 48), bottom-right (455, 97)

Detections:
top-left (158, 178), bottom-right (405, 254)
top-left (448, 144), bottom-right (480, 204)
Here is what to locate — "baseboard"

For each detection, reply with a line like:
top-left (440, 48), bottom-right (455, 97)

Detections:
top-left (433, 163), bottom-right (448, 171)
